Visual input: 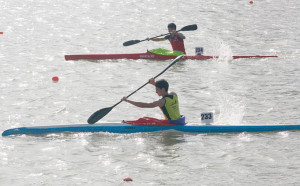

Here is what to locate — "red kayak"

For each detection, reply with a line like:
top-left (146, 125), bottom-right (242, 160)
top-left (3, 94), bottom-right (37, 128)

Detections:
top-left (65, 49), bottom-right (278, 61)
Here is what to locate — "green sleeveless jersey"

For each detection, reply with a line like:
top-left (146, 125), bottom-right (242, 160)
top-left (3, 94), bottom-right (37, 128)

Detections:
top-left (160, 94), bottom-right (181, 120)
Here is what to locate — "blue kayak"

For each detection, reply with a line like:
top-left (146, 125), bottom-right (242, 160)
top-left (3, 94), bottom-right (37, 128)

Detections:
top-left (2, 123), bottom-right (300, 136)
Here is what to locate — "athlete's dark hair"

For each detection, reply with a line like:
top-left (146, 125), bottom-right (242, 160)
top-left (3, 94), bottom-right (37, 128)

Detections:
top-left (155, 79), bottom-right (169, 92)
top-left (168, 23), bottom-right (176, 30)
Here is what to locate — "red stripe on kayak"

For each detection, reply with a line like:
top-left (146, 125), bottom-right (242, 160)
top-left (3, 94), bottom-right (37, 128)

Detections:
top-left (124, 117), bottom-right (176, 126)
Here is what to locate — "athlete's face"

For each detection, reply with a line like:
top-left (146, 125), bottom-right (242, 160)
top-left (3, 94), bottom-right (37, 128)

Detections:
top-left (168, 27), bottom-right (176, 35)
top-left (156, 87), bottom-right (163, 96)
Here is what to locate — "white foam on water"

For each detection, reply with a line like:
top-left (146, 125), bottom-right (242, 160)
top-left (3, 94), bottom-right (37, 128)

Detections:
top-left (214, 90), bottom-right (245, 125)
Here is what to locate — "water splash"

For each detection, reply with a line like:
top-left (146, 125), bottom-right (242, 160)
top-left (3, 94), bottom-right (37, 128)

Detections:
top-left (211, 38), bottom-right (233, 62)
top-left (214, 90), bottom-right (245, 125)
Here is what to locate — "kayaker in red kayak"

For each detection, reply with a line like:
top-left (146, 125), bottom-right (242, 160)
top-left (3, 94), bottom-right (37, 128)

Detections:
top-left (122, 78), bottom-right (185, 126)
top-left (147, 23), bottom-right (186, 54)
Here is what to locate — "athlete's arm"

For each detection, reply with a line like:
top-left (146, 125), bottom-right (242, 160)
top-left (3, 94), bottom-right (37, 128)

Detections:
top-left (122, 97), bottom-right (165, 108)
top-left (169, 30), bottom-right (185, 40)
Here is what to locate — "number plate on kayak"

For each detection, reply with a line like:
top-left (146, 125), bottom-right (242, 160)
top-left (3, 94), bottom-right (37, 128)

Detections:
top-left (201, 112), bottom-right (214, 125)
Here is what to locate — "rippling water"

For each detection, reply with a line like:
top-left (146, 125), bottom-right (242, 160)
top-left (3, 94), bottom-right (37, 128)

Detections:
top-left (1, 0), bottom-right (300, 185)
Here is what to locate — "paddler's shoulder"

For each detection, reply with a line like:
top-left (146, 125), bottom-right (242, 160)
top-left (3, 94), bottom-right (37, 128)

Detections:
top-left (164, 92), bottom-right (178, 99)
top-left (169, 92), bottom-right (177, 96)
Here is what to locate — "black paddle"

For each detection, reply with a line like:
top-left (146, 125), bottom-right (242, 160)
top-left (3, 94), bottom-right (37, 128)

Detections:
top-left (123, 24), bottom-right (198, 46)
top-left (87, 55), bottom-right (185, 124)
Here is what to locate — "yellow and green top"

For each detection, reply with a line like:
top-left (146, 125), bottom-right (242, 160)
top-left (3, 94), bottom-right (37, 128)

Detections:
top-left (160, 94), bottom-right (181, 120)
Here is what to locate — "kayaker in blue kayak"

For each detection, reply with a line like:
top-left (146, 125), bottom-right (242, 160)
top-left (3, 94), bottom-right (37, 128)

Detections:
top-left (147, 23), bottom-right (186, 54)
top-left (122, 78), bottom-right (185, 126)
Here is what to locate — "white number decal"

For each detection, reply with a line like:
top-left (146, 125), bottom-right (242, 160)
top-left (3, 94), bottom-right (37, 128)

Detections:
top-left (201, 112), bottom-right (214, 124)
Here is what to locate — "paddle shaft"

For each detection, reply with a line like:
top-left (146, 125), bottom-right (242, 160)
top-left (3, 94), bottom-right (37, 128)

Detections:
top-left (87, 55), bottom-right (184, 124)
top-left (111, 55), bottom-right (184, 109)
top-left (137, 33), bottom-right (170, 43)
top-left (123, 24), bottom-right (197, 46)
top-left (142, 24), bottom-right (197, 41)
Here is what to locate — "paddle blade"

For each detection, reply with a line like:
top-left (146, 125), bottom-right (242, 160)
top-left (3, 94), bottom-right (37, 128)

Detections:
top-left (180, 24), bottom-right (198, 31)
top-left (87, 107), bottom-right (113, 124)
top-left (123, 40), bottom-right (141, 46)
